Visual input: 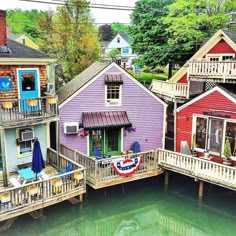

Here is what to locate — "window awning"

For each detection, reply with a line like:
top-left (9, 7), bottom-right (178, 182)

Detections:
top-left (105, 74), bottom-right (123, 84)
top-left (82, 111), bottom-right (132, 130)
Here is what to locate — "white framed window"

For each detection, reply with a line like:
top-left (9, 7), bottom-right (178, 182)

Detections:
top-left (105, 84), bottom-right (122, 106)
top-left (16, 127), bottom-right (34, 158)
top-left (206, 53), bottom-right (235, 61)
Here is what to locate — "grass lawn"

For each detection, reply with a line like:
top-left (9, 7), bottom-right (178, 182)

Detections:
top-left (127, 70), bottom-right (168, 85)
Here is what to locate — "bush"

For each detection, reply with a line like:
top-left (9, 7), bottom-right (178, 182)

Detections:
top-left (153, 67), bottom-right (164, 74)
top-left (142, 66), bottom-right (152, 73)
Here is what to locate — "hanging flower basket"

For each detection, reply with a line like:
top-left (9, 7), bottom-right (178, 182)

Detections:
top-left (0, 191), bottom-right (11, 203)
top-left (47, 96), bottom-right (57, 104)
top-left (27, 99), bottom-right (37, 106)
top-left (2, 101), bottom-right (13, 109)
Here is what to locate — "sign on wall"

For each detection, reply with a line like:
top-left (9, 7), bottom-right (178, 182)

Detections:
top-left (0, 77), bottom-right (13, 91)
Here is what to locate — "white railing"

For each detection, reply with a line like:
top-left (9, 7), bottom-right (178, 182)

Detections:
top-left (0, 148), bottom-right (86, 220)
top-left (60, 144), bottom-right (160, 187)
top-left (0, 96), bottom-right (58, 125)
top-left (188, 60), bottom-right (236, 81)
top-left (158, 149), bottom-right (236, 189)
top-left (150, 80), bottom-right (189, 98)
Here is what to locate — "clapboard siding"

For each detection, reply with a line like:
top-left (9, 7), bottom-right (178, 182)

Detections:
top-left (207, 39), bottom-right (235, 54)
top-left (176, 90), bottom-right (236, 152)
top-left (5, 124), bottom-right (47, 172)
top-left (59, 65), bottom-right (165, 154)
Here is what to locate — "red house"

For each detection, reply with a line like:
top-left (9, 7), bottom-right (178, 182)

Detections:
top-left (150, 29), bottom-right (236, 152)
top-left (176, 86), bottom-right (236, 158)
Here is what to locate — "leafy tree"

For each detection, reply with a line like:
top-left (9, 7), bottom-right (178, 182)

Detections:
top-left (111, 22), bottom-right (129, 34)
top-left (108, 48), bottom-right (120, 61)
top-left (99, 24), bottom-right (113, 41)
top-left (38, 0), bottom-right (101, 86)
top-left (129, 0), bottom-right (175, 67)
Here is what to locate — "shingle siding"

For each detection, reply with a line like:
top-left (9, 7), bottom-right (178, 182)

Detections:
top-left (59, 65), bottom-right (165, 154)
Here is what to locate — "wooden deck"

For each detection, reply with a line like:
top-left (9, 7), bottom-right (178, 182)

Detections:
top-left (0, 148), bottom-right (86, 222)
top-left (188, 60), bottom-right (236, 82)
top-left (158, 149), bottom-right (236, 190)
top-left (60, 144), bottom-right (163, 189)
top-left (150, 80), bottom-right (189, 101)
top-left (0, 96), bottom-right (58, 127)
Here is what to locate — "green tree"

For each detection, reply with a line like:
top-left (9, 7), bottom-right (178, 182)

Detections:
top-left (111, 22), bottom-right (129, 34)
top-left (108, 48), bottom-right (121, 61)
top-left (129, 0), bottom-right (175, 67)
top-left (38, 0), bottom-right (101, 86)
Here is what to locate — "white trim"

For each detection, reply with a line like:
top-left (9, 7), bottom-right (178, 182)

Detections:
top-left (206, 53), bottom-right (235, 61)
top-left (16, 68), bottom-right (41, 100)
top-left (103, 129), bottom-right (106, 153)
top-left (59, 62), bottom-right (167, 109)
top-left (87, 135), bottom-right (89, 156)
top-left (46, 122), bottom-right (50, 148)
top-left (105, 84), bottom-right (122, 106)
top-left (0, 58), bottom-right (56, 65)
top-left (121, 128), bottom-right (124, 151)
top-left (177, 86), bottom-right (236, 112)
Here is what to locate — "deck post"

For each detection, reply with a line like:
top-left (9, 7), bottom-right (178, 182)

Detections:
top-left (174, 100), bottom-right (177, 152)
top-left (0, 129), bottom-right (8, 187)
top-left (56, 120), bottom-right (59, 165)
top-left (198, 181), bottom-right (204, 199)
top-left (164, 171), bottom-right (169, 186)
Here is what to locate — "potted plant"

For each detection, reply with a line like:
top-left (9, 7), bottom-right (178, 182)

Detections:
top-left (26, 185), bottom-right (40, 196)
top-left (223, 139), bottom-right (232, 165)
top-left (27, 99), bottom-right (37, 106)
top-left (2, 101), bottom-right (13, 109)
top-left (47, 96), bottom-right (57, 104)
top-left (51, 177), bottom-right (63, 194)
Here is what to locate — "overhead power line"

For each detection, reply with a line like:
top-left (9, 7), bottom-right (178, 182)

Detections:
top-left (19, 0), bottom-right (135, 11)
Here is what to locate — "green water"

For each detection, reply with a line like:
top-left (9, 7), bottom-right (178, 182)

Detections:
top-left (3, 174), bottom-right (236, 236)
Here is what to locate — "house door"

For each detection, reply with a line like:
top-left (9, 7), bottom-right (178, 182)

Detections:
top-left (18, 69), bottom-right (39, 111)
top-left (208, 118), bottom-right (224, 155)
top-left (105, 128), bottom-right (121, 155)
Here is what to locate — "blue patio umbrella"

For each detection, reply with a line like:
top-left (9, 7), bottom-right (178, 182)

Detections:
top-left (32, 139), bottom-right (45, 180)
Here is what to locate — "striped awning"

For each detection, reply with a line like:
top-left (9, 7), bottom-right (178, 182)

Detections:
top-left (82, 111), bottom-right (132, 130)
top-left (105, 74), bottom-right (123, 84)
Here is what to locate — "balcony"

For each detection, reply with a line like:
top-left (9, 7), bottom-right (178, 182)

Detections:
top-left (0, 148), bottom-right (86, 222)
top-left (150, 80), bottom-right (189, 101)
top-left (188, 60), bottom-right (236, 82)
top-left (0, 96), bottom-right (58, 127)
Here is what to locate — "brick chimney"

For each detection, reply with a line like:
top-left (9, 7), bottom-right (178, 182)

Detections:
top-left (0, 10), bottom-right (7, 46)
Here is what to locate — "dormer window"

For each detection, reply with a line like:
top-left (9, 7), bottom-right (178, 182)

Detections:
top-left (105, 74), bottom-right (123, 106)
top-left (117, 37), bottom-right (120, 43)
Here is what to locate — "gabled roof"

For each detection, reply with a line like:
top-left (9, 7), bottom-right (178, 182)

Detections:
top-left (169, 29), bottom-right (236, 83)
top-left (119, 33), bottom-right (130, 44)
top-left (176, 86), bottom-right (236, 112)
top-left (58, 62), bottom-right (167, 108)
top-left (8, 34), bottom-right (23, 41)
top-left (58, 62), bottom-right (109, 105)
top-left (0, 39), bottom-right (49, 59)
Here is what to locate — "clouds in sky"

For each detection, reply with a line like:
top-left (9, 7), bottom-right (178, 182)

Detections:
top-left (1, 0), bottom-right (137, 24)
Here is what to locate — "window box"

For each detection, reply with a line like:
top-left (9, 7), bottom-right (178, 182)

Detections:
top-left (47, 96), bottom-right (57, 104)
top-left (27, 99), bottom-right (37, 106)
top-left (2, 101), bottom-right (13, 109)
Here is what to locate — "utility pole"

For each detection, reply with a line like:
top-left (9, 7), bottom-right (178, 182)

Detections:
top-left (225, 11), bottom-right (236, 30)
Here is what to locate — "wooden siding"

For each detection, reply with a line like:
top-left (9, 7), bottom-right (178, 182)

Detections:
top-left (176, 90), bottom-right (236, 152)
top-left (207, 39), bottom-right (235, 54)
top-left (177, 73), bottom-right (187, 83)
top-left (0, 65), bottom-right (47, 100)
top-left (59, 65), bottom-right (165, 154)
top-left (5, 123), bottom-right (47, 172)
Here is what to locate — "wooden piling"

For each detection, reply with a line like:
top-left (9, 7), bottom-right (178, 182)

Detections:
top-left (199, 181), bottom-right (204, 199)
top-left (164, 171), bottom-right (169, 186)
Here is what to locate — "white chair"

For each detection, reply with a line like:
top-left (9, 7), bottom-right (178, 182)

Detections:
top-left (9, 177), bottom-right (22, 188)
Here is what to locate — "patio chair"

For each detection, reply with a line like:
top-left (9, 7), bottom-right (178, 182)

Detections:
top-left (131, 142), bottom-right (141, 153)
top-left (93, 146), bottom-right (111, 160)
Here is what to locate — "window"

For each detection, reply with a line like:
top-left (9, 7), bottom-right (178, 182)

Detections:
top-left (225, 122), bottom-right (236, 156)
top-left (117, 37), bottom-right (120, 43)
top-left (21, 72), bottom-right (36, 91)
top-left (122, 48), bottom-right (129, 54)
top-left (107, 129), bottom-right (119, 151)
top-left (90, 130), bottom-right (103, 156)
top-left (22, 39), bottom-right (26, 45)
top-left (106, 84), bottom-right (121, 105)
top-left (17, 128), bottom-right (33, 157)
top-left (195, 117), bottom-right (208, 149)
top-left (222, 56), bottom-right (234, 61)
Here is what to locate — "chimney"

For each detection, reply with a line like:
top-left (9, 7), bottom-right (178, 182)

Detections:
top-left (0, 10), bottom-right (7, 46)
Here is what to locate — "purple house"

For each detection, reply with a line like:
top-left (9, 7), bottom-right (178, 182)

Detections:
top-left (58, 62), bottom-right (167, 156)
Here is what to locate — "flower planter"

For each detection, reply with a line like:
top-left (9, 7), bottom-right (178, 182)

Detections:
top-left (27, 99), bottom-right (37, 106)
top-left (47, 96), bottom-right (57, 104)
top-left (0, 191), bottom-right (11, 203)
top-left (2, 101), bottom-right (13, 109)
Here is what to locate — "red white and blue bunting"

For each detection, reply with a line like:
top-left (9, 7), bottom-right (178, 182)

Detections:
top-left (112, 155), bottom-right (143, 177)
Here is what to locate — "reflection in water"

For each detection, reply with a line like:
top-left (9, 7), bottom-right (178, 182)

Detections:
top-left (3, 175), bottom-right (236, 236)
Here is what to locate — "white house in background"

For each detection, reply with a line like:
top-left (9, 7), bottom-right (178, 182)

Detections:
top-left (103, 33), bottom-right (137, 68)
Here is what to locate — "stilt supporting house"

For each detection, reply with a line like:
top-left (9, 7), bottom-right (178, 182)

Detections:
top-left (198, 181), bottom-right (204, 199)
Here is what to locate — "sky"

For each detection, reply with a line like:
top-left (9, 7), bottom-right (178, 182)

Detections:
top-left (1, 0), bottom-right (137, 24)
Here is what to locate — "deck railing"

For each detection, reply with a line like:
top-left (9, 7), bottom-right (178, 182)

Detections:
top-left (60, 144), bottom-right (160, 188)
top-left (188, 60), bottom-right (236, 81)
top-left (150, 80), bottom-right (189, 98)
top-left (0, 148), bottom-right (86, 220)
top-left (158, 149), bottom-right (236, 189)
top-left (0, 96), bottom-right (58, 125)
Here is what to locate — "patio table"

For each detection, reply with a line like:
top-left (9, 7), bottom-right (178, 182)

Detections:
top-left (17, 167), bottom-right (42, 184)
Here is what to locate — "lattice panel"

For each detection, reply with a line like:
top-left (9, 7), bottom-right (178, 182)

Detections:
top-left (205, 82), bottom-right (217, 91)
